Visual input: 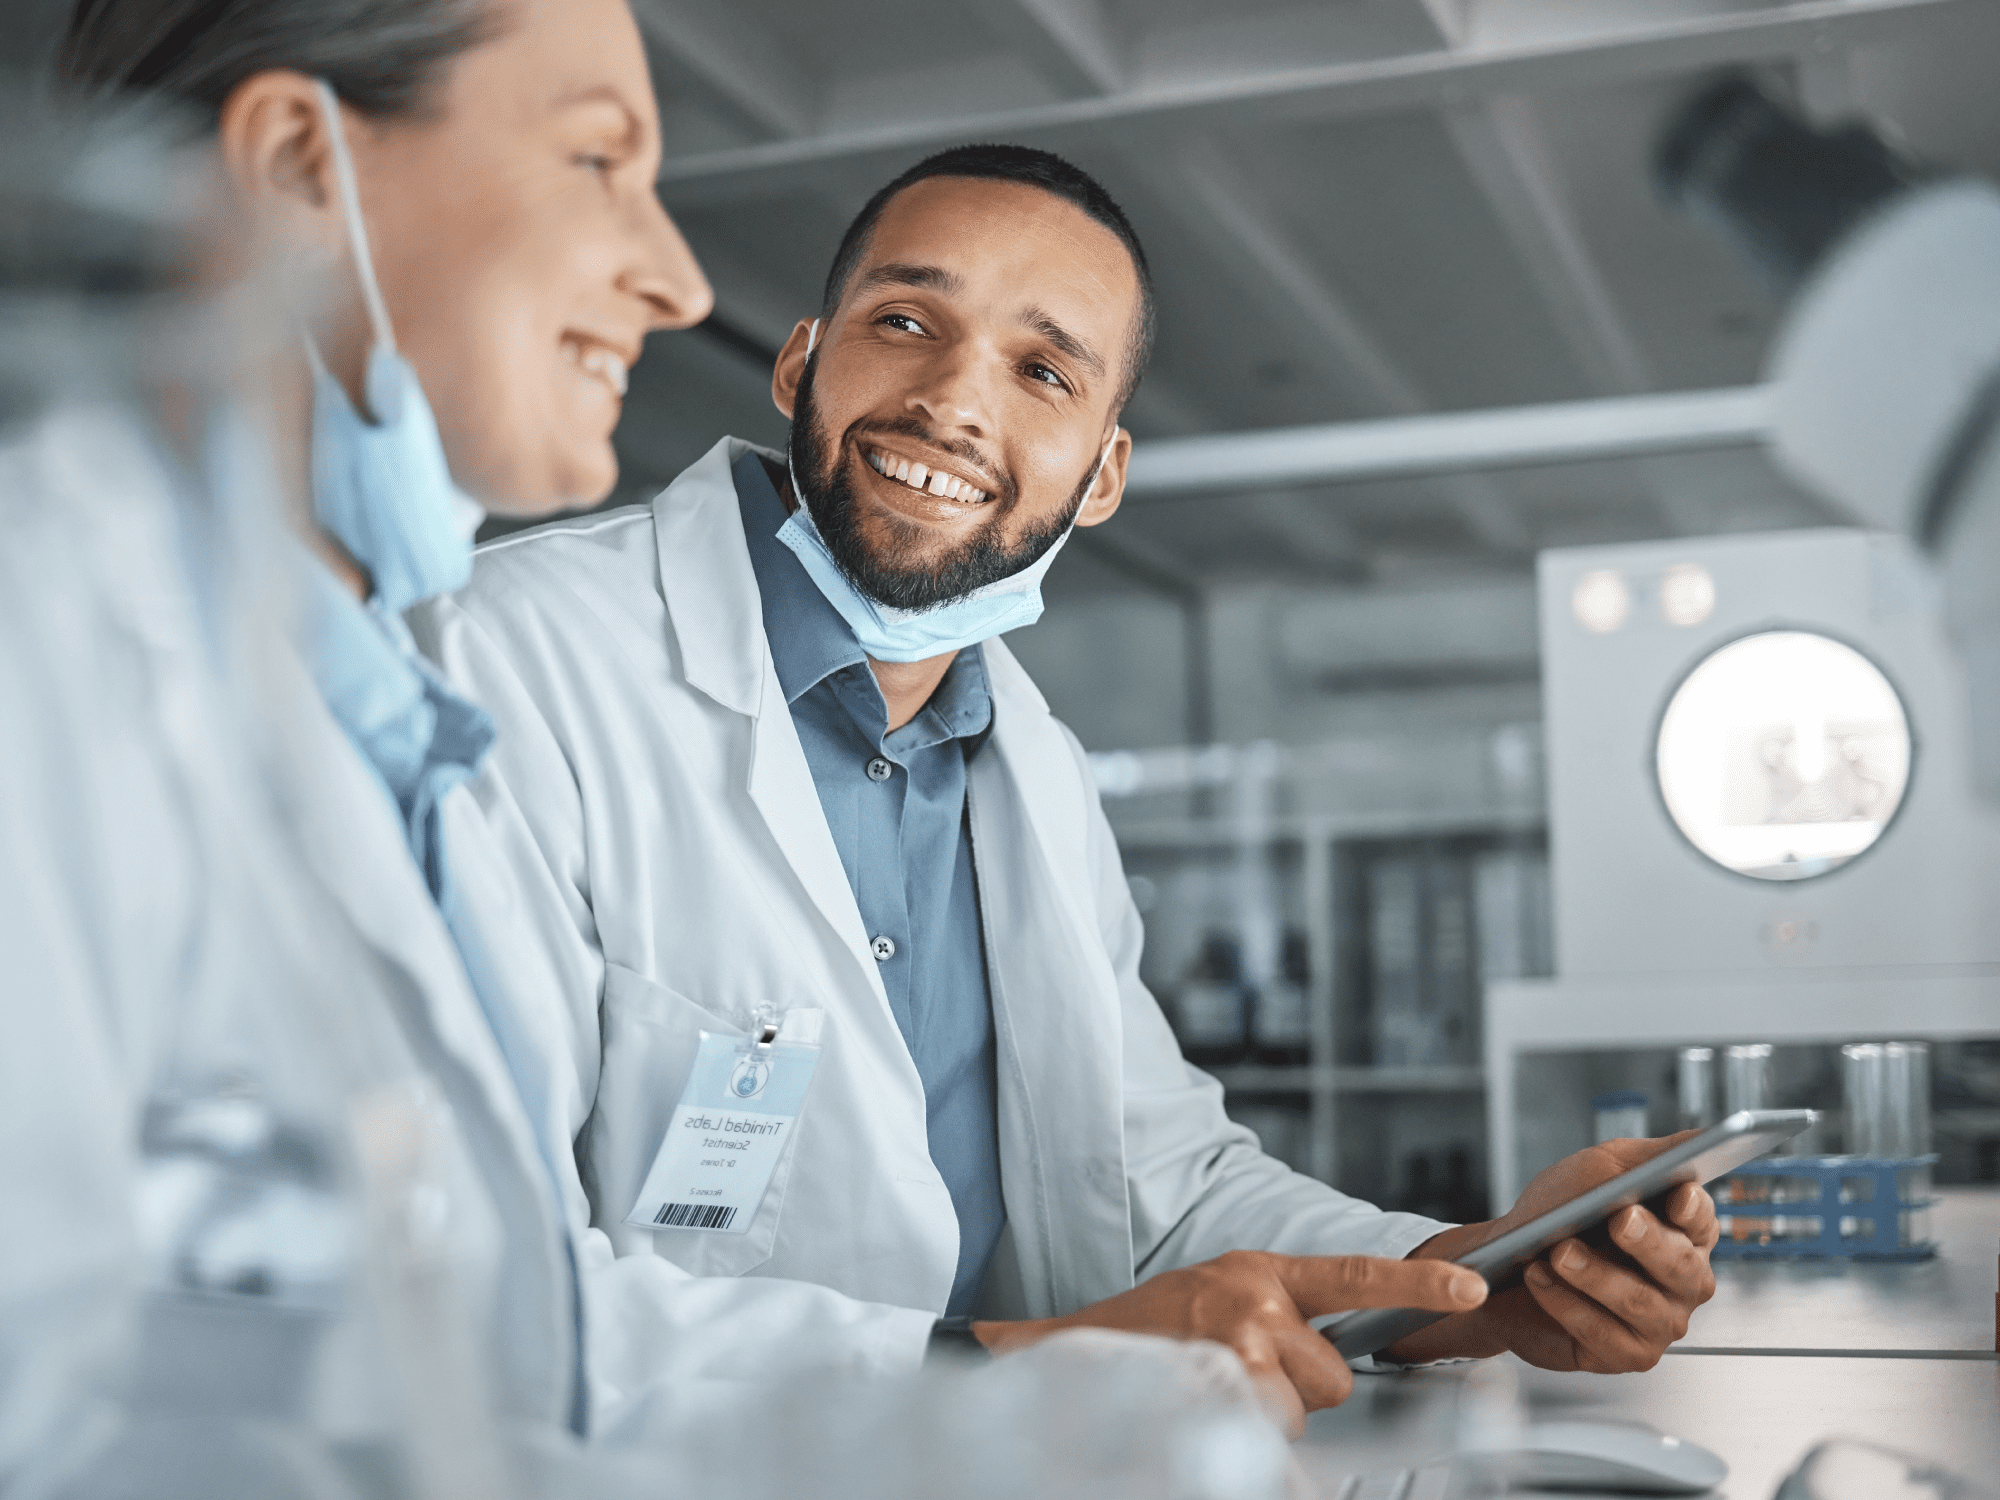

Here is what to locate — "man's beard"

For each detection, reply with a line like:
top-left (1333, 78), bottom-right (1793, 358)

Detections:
top-left (788, 356), bottom-right (1092, 612)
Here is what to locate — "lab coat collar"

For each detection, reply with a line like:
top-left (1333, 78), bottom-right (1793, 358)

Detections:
top-left (652, 436), bottom-right (773, 719)
top-left (654, 438), bottom-right (904, 1033)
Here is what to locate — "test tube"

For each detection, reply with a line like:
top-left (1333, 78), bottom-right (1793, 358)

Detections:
top-left (1882, 1042), bottom-right (1931, 1158)
top-left (1844, 1041), bottom-right (1931, 1157)
top-left (1677, 1047), bottom-right (1717, 1132)
top-left (1842, 1044), bottom-right (1887, 1156)
top-left (1723, 1044), bottom-right (1773, 1115)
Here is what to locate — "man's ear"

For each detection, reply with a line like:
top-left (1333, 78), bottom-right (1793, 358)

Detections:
top-left (1075, 426), bottom-right (1131, 528)
top-left (214, 69), bottom-right (344, 255)
top-left (770, 318), bottom-right (818, 420)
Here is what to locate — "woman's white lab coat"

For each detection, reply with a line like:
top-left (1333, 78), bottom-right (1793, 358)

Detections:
top-left (414, 437), bottom-right (1450, 1442)
top-left (0, 407), bottom-right (576, 1480)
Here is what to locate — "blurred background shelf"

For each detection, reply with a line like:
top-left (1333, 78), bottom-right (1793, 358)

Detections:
top-left (1102, 736), bottom-right (1550, 1219)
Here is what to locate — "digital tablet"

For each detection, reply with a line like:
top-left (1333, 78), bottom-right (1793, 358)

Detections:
top-left (1322, 1108), bottom-right (1817, 1361)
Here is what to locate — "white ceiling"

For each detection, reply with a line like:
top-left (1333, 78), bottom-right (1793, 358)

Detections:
top-left (619, 0), bottom-right (2000, 594)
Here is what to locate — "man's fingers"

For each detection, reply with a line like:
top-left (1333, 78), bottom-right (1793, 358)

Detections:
top-left (1228, 1329), bottom-right (1310, 1439)
top-left (1279, 1255), bottom-right (1488, 1321)
top-left (1663, 1182), bottom-right (1721, 1251)
top-left (1271, 1320), bottom-right (1357, 1416)
top-left (1524, 1260), bottom-right (1656, 1373)
top-left (1544, 1235), bottom-right (1684, 1346)
top-left (1609, 1206), bottom-right (1715, 1312)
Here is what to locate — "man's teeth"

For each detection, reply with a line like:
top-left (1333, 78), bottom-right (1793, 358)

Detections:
top-left (565, 340), bottom-right (628, 396)
top-left (865, 448), bottom-right (987, 503)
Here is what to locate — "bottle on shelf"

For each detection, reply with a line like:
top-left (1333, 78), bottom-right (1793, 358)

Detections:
top-left (1250, 927), bottom-right (1312, 1067)
top-left (1172, 931), bottom-right (1249, 1067)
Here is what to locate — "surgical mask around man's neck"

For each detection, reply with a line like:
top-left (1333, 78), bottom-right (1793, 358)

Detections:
top-left (780, 318), bottom-right (1116, 662)
top-left (305, 79), bottom-right (481, 614)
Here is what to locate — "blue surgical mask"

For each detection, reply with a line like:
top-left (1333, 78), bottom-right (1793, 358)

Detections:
top-left (307, 79), bottom-right (481, 615)
top-left (777, 320), bottom-right (1113, 663)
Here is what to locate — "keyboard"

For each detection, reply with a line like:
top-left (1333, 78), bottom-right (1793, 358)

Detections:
top-left (1323, 1464), bottom-right (1454, 1500)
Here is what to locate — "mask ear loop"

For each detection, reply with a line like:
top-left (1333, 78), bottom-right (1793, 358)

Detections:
top-left (312, 79), bottom-right (397, 358)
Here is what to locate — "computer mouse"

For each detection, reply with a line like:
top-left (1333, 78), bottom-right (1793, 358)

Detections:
top-left (1490, 1420), bottom-right (1728, 1494)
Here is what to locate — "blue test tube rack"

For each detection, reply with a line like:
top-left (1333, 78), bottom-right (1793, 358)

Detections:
top-left (1710, 1155), bottom-right (1938, 1261)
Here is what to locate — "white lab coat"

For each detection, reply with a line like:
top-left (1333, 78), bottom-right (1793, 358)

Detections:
top-left (0, 406), bottom-right (576, 1483)
top-left (413, 436), bottom-right (1450, 1439)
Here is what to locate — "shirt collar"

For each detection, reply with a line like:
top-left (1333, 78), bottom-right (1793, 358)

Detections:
top-left (735, 450), bottom-right (866, 704)
top-left (734, 450), bottom-right (992, 750)
top-left (301, 549), bottom-right (494, 861)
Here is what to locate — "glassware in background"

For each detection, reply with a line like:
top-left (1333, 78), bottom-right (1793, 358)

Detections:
top-left (1174, 932), bottom-right (1249, 1067)
top-left (1249, 928), bottom-right (1310, 1066)
top-left (1723, 1043), bottom-right (1774, 1113)
top-left (1592, 1091), bottom-right (1649, 1144)
top-left (1843, 1040), bottom-right (1933, 1203)
top-left (1677, 1047), bottom-right (1717, 1132)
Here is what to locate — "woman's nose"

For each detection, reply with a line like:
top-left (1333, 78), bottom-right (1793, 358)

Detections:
top-left (625, 194), bottom-right (713, 332)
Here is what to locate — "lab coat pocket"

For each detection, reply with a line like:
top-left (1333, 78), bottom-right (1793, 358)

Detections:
top-left (591, 961), bottom-right (823, 1277)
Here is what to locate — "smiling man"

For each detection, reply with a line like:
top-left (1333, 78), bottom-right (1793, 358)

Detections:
top-left (415, 146), bottom-right (1718, 1436)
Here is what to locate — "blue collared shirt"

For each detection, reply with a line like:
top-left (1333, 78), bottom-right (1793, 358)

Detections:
top-left (735, 452), bottom-right (1006, 1316)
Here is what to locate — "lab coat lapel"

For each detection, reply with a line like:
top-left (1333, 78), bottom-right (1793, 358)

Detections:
top-left (650, 438), bottom-right (899, 1023)
top-left (972, 640), bottom-right (1134, 1314)
top-left (270, 643), bottom-right (553, 1184)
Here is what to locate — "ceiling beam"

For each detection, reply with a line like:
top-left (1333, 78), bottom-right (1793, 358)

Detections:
top-left (634, 0), bottom-right (817, 141)
top-left (1123, 385), bottom-right (1773, 497)
top-left (967, 0), bottom-right (1123, 97)
top-left (656, 0), bottom-right (1968, 199)
top-left (1442, 96), bottom-right (1654, 395)
top-left (1131, 140), bottom-right (1532, 554)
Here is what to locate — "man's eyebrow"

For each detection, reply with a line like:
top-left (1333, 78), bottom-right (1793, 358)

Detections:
top-left (853, 262), bottom-right (964, 298)
top-left (1022, 307), bottom-right (1106, 381)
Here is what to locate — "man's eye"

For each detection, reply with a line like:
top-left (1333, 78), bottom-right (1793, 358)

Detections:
top-left (879, 313), bottom-right (925, 334)
top-left (576, 153), bottom-right (616, 177)
top-left (1025, 363), bottom-right (1069, 390)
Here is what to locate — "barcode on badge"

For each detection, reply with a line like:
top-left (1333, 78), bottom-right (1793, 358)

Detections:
top-left (653, 1201), bottom-right (738, 1230)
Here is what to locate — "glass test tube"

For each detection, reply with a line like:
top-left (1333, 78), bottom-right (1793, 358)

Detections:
top-left (1678, 1047), bottom-right (1717, 1132)
top-left (1723, 1043), bottom-right (1773, 1115)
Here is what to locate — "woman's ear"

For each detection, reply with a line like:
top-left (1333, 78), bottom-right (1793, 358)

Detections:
top-left (1076, 426), bottom-right (1130, 528)
top-left (770, 318), bottom-right (818, 420)
top-left (214, 69), bottom-right (343, 253)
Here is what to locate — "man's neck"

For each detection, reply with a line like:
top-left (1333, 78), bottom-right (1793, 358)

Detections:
top-left (869, 652), bottom-right (956, 733)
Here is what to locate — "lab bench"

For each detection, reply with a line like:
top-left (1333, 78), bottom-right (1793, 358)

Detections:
top-left (1299, 1186), bottom-right (2000, 1495)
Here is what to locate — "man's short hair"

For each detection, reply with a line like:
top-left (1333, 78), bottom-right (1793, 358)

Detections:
top-left (820, 143), bottom-right (1154, 410)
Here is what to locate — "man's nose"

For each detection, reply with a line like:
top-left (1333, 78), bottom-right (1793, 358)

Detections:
top-left (904, 339), bottom-right (997, 438)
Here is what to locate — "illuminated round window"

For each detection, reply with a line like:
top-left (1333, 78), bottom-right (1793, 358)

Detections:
top-left (1655, 631), bottom-right (1912, 881)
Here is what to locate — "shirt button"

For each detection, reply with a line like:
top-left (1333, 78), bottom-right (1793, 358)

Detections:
top-left (866, 757), bottom-right (894, 783)
top-left (870, 935), bottom-right (897, 962)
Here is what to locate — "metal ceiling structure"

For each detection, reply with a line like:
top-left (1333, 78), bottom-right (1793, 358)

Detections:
top-left (616, 0), bottom-right (2000, 593)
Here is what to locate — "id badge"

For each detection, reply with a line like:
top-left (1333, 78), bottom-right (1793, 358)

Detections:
top-left (624, 1019), bottom-right (819, 1236)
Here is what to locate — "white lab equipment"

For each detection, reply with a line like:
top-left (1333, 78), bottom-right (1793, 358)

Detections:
top-left (1487, 527), bottom-right (2000, 1198)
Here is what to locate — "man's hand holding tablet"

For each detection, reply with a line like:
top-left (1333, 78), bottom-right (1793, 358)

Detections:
top-left (1383, 1133), bottom-right (1724, 1371)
